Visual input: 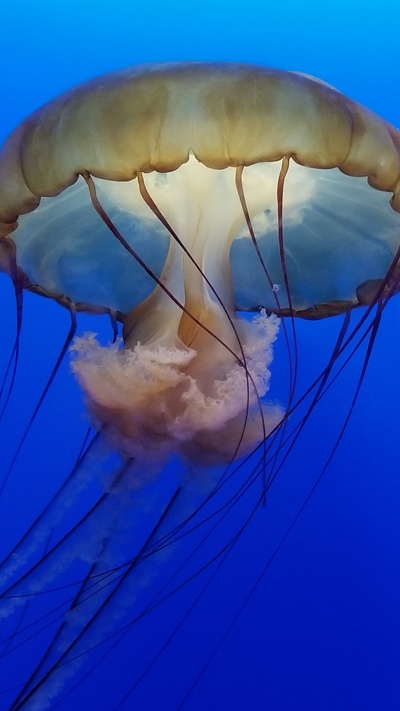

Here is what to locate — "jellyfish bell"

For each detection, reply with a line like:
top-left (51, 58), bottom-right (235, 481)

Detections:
top-left (2, 63), bottom-right (400, 470)
top-left (1, 63), bottom-right (400, 709)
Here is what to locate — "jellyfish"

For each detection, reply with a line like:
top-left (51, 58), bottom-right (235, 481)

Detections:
top-left (0, 63), bottom-right (399, 710)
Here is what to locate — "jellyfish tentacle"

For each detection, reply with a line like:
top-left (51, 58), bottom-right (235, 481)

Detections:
top-left (0, 302), bottom-right (77, 500)
top-left (235, 162), bottom-right (297, 497)
top-left (0, 433), bottom-right (100, 587)
top-left (0, 239), bottom-right (24, 422)
top-left (8, 471), bottom-right (229, 710)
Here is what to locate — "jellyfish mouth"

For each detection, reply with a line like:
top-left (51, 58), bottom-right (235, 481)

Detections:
top-left (71, 308), bottom-right (282, 473)
top-left (70, 156), bottom-right (284, 476)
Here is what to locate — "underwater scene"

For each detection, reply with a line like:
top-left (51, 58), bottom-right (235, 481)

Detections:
top-left (1, 1), bottom-right (400, 710)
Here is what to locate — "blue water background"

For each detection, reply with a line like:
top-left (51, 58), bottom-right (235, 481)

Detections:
top-left (1, 1), bottom-right (400, 709)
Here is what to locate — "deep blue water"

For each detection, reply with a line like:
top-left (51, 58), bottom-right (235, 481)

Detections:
top-left (1, 2), bottom-right (400, 710)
